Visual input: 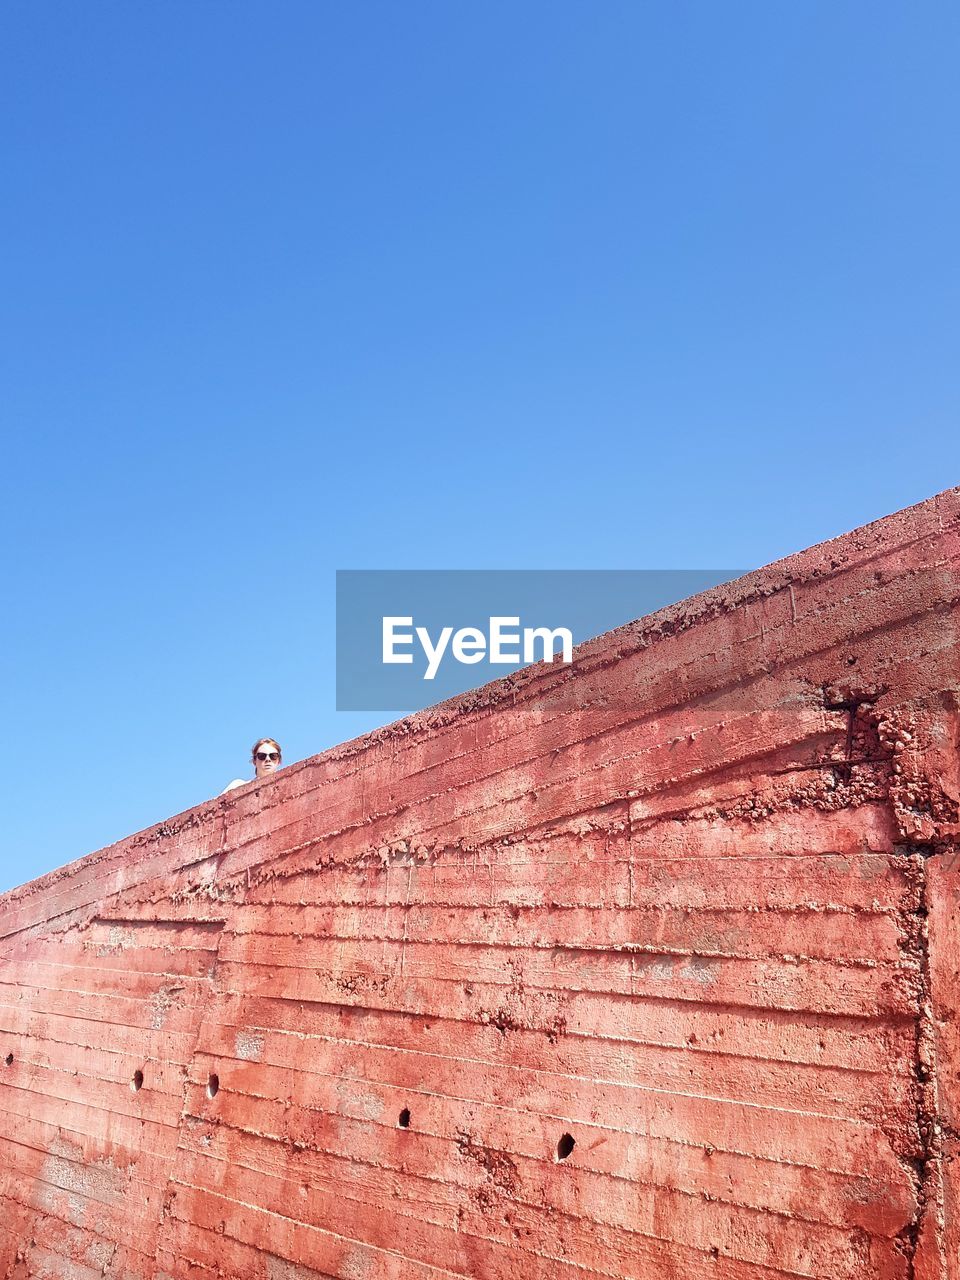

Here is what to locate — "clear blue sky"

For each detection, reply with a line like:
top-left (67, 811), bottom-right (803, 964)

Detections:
top-left (1, 3), bottom-right (958, 894)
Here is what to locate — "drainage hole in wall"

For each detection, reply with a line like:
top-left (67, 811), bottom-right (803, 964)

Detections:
top-left (3, 1053), bottom-right (12, 1067)
top-left (398, 1108), bottom-right (411, 1128)
top-left (556, 1133), bottom-right (575, 1161)
top-left (207, 1073), bottom-right (220, 1099)
top-left (131, 1069), bottom-right (144, 1093)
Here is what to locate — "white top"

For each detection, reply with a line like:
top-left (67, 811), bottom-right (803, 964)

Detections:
top-left (220, 778), bottom-right (249, 795)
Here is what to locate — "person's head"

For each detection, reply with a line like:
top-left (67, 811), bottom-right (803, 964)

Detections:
top-left (252, 737), bottom-right (282, 780)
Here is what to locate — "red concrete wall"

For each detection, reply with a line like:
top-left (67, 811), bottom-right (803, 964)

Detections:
top-left (2, 488), bottom-right (960, 1280)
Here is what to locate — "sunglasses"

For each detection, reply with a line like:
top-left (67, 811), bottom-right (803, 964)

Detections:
top-left (256, 751), bottom-right (280, 763)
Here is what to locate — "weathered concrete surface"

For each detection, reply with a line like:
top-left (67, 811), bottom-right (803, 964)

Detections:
top-left (2, 487), bottom-right (960, 1279)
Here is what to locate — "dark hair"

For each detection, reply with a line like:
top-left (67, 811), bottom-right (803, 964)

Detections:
top-left (251, 737), bottom-right (282, 763)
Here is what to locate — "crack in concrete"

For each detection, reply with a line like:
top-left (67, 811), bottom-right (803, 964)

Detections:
top-left (894, 848), bottom-right (945, 1279)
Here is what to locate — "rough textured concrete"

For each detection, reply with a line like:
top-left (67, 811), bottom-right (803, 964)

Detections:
top-left (2, 487), bottom-right (960, 1279)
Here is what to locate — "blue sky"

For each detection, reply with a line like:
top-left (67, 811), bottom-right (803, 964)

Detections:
top-left (1, 2), bottom-right (958, 894)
